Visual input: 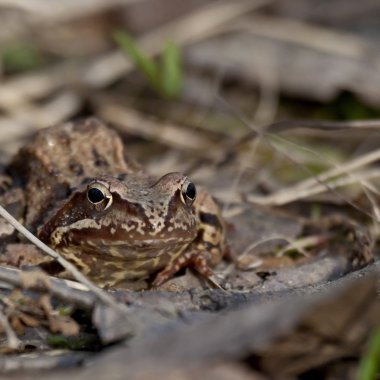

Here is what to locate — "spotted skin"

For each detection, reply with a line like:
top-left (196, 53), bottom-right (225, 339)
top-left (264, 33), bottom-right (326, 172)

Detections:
top-left (10, 118), bottom-right (227, 288)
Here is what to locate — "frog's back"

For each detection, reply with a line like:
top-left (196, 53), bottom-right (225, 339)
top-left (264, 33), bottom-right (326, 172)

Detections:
top-left (9, 118), bottom-right (140, 231)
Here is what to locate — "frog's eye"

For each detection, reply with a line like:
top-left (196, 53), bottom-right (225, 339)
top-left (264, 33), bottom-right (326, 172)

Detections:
top-left (181, 180), bottom-right (196, 207)
top-left (87, 183), bottom-right (113, 210)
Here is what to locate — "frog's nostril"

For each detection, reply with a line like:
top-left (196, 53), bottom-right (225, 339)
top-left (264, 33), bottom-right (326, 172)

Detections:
top-left (69, 162), bottom-right (84, 175)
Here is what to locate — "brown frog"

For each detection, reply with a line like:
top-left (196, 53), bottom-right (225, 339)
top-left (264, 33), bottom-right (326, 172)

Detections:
top-left (3, 118), bottom-right (226, 288)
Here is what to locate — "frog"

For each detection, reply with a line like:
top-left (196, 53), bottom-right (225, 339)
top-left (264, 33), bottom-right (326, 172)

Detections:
top-left (1, 118), bottom-right (227, 288)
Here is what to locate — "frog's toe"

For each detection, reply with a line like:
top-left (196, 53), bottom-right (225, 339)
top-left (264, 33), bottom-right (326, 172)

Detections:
top-left (151, 250), bottom-right (222, 289)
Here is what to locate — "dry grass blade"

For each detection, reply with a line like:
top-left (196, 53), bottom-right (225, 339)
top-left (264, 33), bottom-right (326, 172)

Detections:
top-left (221, 111), bottom-right (380, 215)
top-left (265, 119), bottom-right (380, 133)
top-left (218, 116), bottom-right (380, 168)
top-left (361, 180), bottom-right (380, 224)
top-left (233, 14), bottom-right (375, 60)
top-left (276, 235), bottom-right (331, 258)
top-left (0, 0), bottom-right (138, 21)
top-left (7, 91), bottom-right (82, 130)
top-left (0, 267), bottom-right (96, 310)
top-left (0, 205), bottom-right (126, 312)
top-left (237, 233), bottom-right (324, 264)
top-left (268, 136), bottom-right (380, 193)
top-left (0, 306), bottom-right (22, 350)
top-left (238, 234), bottom-right (296, 258)
top-left (0, 64), bottom-right (74, 108)
top-left (247, 131), bottom-right (380, 207)
top-left (98, 103), bottom-right (223, 158)
top-left (248, 168), bottom-right (380, 206)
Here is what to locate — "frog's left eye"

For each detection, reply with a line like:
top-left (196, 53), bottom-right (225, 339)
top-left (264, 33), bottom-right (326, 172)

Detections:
top-left (87, 183), bottom-right (113, 210)
top-left (181, 180), bottom-right (196, 207)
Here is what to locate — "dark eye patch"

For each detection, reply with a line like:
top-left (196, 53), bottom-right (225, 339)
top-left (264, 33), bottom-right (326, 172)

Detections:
top-left (199, 212), bottom-right (222, 228)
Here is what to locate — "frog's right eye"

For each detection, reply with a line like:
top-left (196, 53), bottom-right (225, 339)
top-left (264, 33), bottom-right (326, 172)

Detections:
top-left (87, 183), bottom-right (113, 210)
top-left (181, 179), bottom-right (197, 207)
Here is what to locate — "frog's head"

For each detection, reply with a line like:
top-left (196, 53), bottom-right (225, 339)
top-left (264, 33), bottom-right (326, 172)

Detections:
top-left (38, 172), bottom-right (199, 258)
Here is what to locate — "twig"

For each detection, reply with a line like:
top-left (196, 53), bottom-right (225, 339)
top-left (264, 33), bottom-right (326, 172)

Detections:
top-left (276, 234), bottom-right (331, 258)
top-left (217, 101), bottom-right (380, 217)
top-left (238, 234), bottom-right (297, 258)
top-left (361, 180), bottom-right (380, 223)
top-left (235, 14), bottom-right (376, 62)
top-left (0, 305), bottom-right (22, 350)
top-left (0, 205), bottom-right (125, 311)
top-left (266, 119), bottom-right (380, 133)
top-left (268, 133), bottom-right (380, 222)
top-left (225, 119), bottom-right (380, 160)
top-left (267, 135), bottom-right (380, 192)
top-left (98, 103), bottom-right (223, 159)
top-left (0, 266), bottom-right (96, 310)
top-left (0, 0), bottom-right (138, 21)
top-left (7, 91), bottom-right (82, 130)
top-left (247, 168), bottom-right (380, 206)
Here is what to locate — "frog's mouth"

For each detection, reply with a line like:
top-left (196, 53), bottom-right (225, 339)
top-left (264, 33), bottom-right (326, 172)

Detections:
top-left (52, 224), bottom-right (197, 260)
top-left (42, 217), bottom-right (197, 248)
top-left (62, 238), bottom-right (190, 262)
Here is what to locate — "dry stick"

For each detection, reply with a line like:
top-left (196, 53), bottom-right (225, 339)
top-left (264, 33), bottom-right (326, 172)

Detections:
top-left (218, 97), bottom-right (380, 218)
top-left (266, 119), bottom-right (380, 133)
top-left (228, 114), bottom-right (380, 175)
top-left (276, 234), bottom-right (332, 258)
top-left (235, 14), bottom-right (374, 61)
top-left (246, 131), bottom-right (380, 205)
top-left (256, 139), bottom-right (380, 222)
top-left (361, 180), bottom-right (380, 223)
top-left (276, 131), bottom-right (380, 224)
top-left (362, 181), bottom-right (380, 198)
top-left (0, 306), bottom-right (21, 350)
top-left (0, 266), bottom-right (96, 310)
top-left (266, 134), bottom-right (380, 192)
top-left (98, 104), bottom-right (222, 159)
top-left (268, 134), bottom-right (380, 222)
top-left (6, 91), bottom-right (82, 131)
top-left (0, 0), bottom-right (139, 21)
top-left (0, 205), bottom-right (125, 311)
top-left (248, 167), bottom-right (380, 206)
top-left (238, 234), bottom-right (309, 260)
top-left (226, 118), bottom-right (380, 162)
top-left (362, 181), bottom-right (380, 243)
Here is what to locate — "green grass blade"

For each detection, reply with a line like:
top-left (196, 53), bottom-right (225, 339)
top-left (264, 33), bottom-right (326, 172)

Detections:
top-left (113, 30), bottom-right (160, 90)
top-left (358, 325), bottom-right (380, 380)
top-left (160, 41), bottom-right (182, 99)
top-left (2, 42), bottom-right (44, 73)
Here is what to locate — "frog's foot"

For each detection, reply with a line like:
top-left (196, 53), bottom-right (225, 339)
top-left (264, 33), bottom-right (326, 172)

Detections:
top-left (152, 251), bottom-right (222, 289)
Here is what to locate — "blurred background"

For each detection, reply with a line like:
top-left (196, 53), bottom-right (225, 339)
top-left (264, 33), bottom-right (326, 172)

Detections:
top-left (1, 0), bottom-right (380, 218)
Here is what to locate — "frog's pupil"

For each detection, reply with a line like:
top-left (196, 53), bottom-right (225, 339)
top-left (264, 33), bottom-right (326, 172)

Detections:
top-left (88, 187), bottom-right (105, 203)
top-left (186, 182), bottom-right (196, 200)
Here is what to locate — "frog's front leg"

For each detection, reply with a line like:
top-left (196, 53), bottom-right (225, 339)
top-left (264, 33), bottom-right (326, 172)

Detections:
top-left (151, 247), bottom-right (221, 288)
top-left (152, 188), bottom-right (226, 288)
